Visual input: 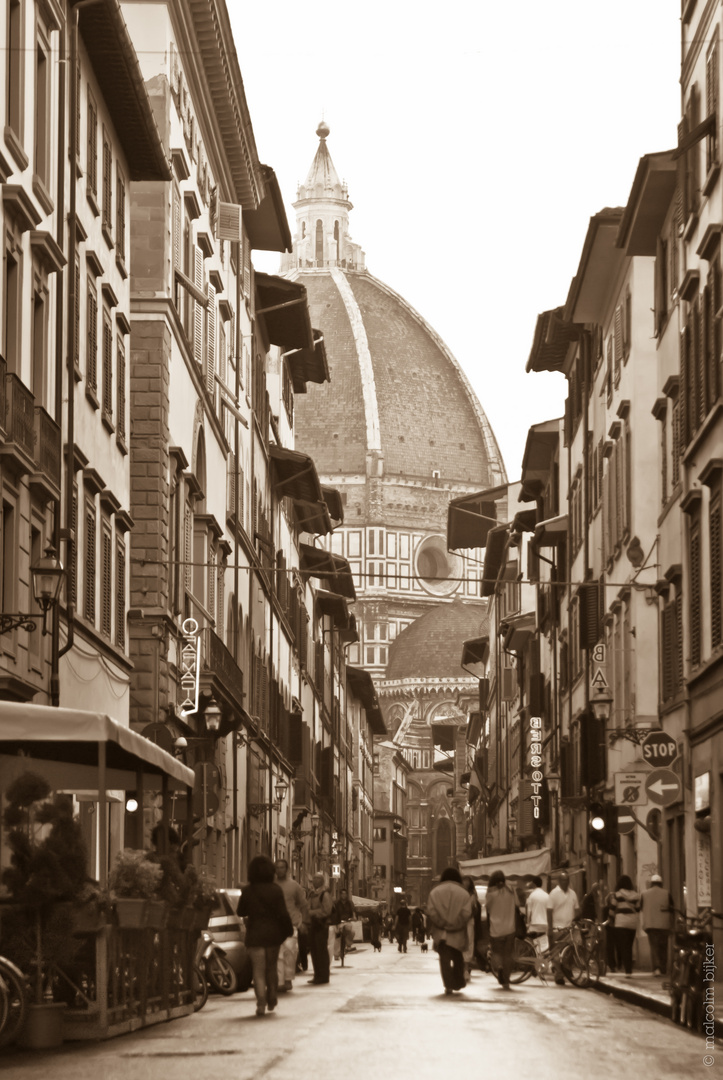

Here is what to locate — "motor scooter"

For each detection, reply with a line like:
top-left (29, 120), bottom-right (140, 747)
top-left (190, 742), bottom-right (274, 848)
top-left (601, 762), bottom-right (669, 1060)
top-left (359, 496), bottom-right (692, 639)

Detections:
top-left (669, 908), bottom-right (720, 1032)
top-left (195, 929), bottom-right (238, 996)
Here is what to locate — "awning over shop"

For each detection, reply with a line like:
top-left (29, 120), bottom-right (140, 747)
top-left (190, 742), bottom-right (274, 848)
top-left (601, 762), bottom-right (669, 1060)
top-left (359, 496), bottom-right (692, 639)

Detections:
top-left (501, 612), bottom-right (536, 652)
top-left (526, 308), bottom-right (580, 374)
top-left (243, 165), bottom-right (292, 253)
top-left (460, 635), bottom-right (489, 667)
top-left (285, 335), bottom-right (330, 393)
top-left (347, 666), bottom-right (387, 736)
top-left (255, 273), bottom-right (314, 351)
top-left (269, 445), bottom-right (323, 503)
top-left (466, 711), bottom-right (483, 746)
top-left (292, 499), bottom-right (332, 536)
top-left (322, 486), bottom-right (344, 526)
top-left (512, 508), bottom-right (538, 533)
top-left (481, 525), bottom-right (509, 597)
top-left (447, 483), bottom-right (507, 550)
top-left (352, 894), bottom-right (384, 910)
top-left (534, 513), bottom-right (568, 547)
top-left (314, 589), bottom-right (350, 627)
top-left (458, 847), bottom-right (552, 879)
top-left (299, 543), bottom-right (356, 601)
top-left (431, 723), bottom-right (457, 752)
top-left (520, 419), bottom-right (561, 503)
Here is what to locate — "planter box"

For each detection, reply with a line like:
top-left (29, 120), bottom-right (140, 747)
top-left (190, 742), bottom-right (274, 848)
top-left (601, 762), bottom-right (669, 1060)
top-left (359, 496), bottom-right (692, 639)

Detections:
top-left (18, 1002), bottom-right (66, 1050)
top-left (113, 898), bottom-right (148, 929)
top-left (146, 900), bottom-right (169, 930)
top-left (168, 907), bottom-right (196, 931)
top-left (191, 904), bottom-right (214, 930)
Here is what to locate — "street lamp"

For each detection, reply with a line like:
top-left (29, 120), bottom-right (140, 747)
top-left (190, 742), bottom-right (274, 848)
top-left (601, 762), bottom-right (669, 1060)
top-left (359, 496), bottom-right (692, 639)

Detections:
top-left (203, 698), bottom-right (222, 733)
top-left (590, 685), bottom-right (613, 722)
top-left (0, 543), bottom-right (64, 636)
top-left (274, 779), bottom-right (288, 803)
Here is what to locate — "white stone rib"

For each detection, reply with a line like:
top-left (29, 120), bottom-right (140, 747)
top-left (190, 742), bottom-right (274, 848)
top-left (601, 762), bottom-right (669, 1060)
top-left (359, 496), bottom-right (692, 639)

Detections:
top-left (329, 266), bottom-right (382, 453)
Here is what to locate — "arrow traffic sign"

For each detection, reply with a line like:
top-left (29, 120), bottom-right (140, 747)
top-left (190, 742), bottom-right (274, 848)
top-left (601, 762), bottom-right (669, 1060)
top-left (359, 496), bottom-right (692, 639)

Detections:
top-left (641, 731), bottom-right (678, 767)
top-left (644, 768), bottom-right (682, 808)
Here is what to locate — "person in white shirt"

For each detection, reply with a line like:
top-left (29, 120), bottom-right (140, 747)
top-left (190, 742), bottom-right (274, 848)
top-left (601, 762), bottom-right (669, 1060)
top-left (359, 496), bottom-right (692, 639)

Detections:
top-left (546, 871), bottom-right (580, 985)
top-left (525, 876), bottom-right (549, 936)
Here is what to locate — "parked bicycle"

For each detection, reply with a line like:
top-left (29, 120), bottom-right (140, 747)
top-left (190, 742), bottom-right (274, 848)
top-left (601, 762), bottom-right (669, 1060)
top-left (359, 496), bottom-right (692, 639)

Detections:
top-left (669, 908), bottom-right (721, 1033)
top-left (0, 955), bottom-right (29, 1048)
top-left (509, 921), bottom-right (591, 987)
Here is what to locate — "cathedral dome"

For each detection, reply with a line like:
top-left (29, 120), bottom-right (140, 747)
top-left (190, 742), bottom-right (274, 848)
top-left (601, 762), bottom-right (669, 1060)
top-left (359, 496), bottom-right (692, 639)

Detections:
top-left (386, 599), bottom-right (489, 682)
top-left (283, 126), bottom-right (506, 491)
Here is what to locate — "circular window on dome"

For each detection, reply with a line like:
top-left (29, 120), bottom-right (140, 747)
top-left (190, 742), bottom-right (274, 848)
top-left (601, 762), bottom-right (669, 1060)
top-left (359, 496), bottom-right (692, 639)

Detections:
top-left (415, 535), bottom-right (462, 596)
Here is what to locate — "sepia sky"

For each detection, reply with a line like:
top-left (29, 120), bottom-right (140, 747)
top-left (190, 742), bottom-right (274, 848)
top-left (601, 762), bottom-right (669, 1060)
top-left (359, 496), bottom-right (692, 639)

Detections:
top-left (231, 0), bottom-right (681, 480)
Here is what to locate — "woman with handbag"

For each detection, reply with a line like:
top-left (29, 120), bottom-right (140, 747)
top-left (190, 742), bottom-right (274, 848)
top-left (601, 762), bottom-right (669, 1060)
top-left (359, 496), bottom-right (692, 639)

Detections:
top-left (237, 855), bottom-right (294, 1016)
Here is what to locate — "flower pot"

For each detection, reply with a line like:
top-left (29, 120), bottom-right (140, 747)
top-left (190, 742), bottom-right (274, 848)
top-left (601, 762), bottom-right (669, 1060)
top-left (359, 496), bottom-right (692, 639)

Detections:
top-left (169, 906), bottom-right (195, 930)
top-left (146, 900), bottom-right (169, 930)
top-left (17, 1002), bottom-right (66, 1050)
top-left (113, 898), bottom-right (148, 929)
top-left (192, 903), bottom-right (214, 930)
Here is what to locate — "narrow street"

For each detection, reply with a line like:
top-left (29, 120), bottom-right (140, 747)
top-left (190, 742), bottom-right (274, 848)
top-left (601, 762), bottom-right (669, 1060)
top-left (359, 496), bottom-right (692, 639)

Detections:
top-left (1, 944), bottom-right (710, 1080)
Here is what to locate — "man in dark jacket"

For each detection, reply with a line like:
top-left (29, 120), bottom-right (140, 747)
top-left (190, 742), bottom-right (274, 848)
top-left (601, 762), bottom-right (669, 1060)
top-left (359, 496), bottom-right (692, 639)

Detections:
top-left (394, 899), bottom-right (412, 952)
top-left (237, 855), bottom-right (293, 1016)
top-left (307, 873), bottom-right (333, 984)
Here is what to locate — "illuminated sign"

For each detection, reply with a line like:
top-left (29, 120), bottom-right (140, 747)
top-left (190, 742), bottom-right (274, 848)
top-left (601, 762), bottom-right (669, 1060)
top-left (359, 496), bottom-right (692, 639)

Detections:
top-left (529, 715), bottom-right (543, 819)
top-left (179, 617), bottom-right (201, 717)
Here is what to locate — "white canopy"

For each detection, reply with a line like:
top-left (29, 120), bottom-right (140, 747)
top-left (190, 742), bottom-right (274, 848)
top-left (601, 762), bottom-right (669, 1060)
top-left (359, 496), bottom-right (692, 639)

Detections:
top-left (458, 847), bottom-right (552, 879)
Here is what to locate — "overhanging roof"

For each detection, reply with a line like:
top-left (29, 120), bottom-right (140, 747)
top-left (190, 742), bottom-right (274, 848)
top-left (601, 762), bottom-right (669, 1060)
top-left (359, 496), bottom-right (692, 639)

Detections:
top-left (255, 274), bottom-right (314, 351)
top-left (513, 508), bottom-right (538, 533)
top-left (501, 611), bottom-right (536, 652)
top-left (299, 543), bottom-right (356, 600)
top-left (564, 208), bottom-right (626, 325)
top-left (526, 308), bottom-right (581, 374)
top-left (447, 483), bottom-right (507, 550)
top-left (0, 702), bottom-right (193, 786)
top-left (481, 525), bottom-right (509, 597)
top-left (461, 635), bottom-right (490, 668)
top-left (76, 0), bottom-right (170, 182)
top-left (520, 419), bottom-right (561, 503)
top-left (314, 589), bottom-right (350, 627)
top-left (322, 486), bottom-right (344, 526)
top-left (244, 165), bottom-right (292, 253)
top-left (292, 499), bottom-right (332, 536)
top-left (347, 666), bottom-right (387, 736)
top-left (616, 151), bottom-right (677, 256)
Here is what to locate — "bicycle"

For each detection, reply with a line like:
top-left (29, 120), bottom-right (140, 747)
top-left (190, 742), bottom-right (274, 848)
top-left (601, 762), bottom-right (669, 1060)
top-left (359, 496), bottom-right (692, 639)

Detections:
top-left (669, 908), bottom-right (722, 1033)
top-left (0, 956), bottom-right (29, 1048)
top-left (509, 922), bottom-right (591, 988)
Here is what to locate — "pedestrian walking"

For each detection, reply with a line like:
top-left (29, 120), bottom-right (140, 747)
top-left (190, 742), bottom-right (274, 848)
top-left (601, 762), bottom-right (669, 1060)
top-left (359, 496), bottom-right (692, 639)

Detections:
top-left (485, 869), bottom-right (518, 990)
top-left (393, 898), bottom-right (412, 952)
top-left (411, 906), bottom-right (426, 945)
top-left (331, 888), bottom-right (357, 959)
top-left (426, 867), bottom-right (473, 994)
top-left (641, 874), bottom-right (673, 976)
top-left (525, 875), bottom-right (549, 939)
top-left (237, 855), bottom-right (294, 1017)
top-left (546, 871), bottom-right (580, 985)
top-left (307, 872), bottom-right (333, 984)
top-left (368, 907), bottom-right (383, 952)
top-left (383, 911), bottom-right (395, 942)
top-left (609, 874), bottom-right (641, 976)
top-left (461, 876), bottom-right (482, 981)
top-left (274, 858), bottom-right (308, 992)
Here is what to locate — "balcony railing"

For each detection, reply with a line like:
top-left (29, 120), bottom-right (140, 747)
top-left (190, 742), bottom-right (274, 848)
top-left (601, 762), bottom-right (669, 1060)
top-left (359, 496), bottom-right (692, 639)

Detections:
top-left (1, 373), bottom-right (35, 473)
top-left (30, 406), bottom-right (61, 500)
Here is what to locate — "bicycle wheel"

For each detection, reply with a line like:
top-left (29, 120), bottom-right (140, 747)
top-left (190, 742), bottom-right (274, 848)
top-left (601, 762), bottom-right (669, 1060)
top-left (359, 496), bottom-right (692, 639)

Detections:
top-left (509, 938), bottom-right (537, 984)
top-left (192, 964), bottom-right (208, 1012)
top-left (205, 952), bottom-right (238, 996)
top-left (560, 944), bottom-right (590, 988)
top-left (0, 959), bottom-right (28, 1049)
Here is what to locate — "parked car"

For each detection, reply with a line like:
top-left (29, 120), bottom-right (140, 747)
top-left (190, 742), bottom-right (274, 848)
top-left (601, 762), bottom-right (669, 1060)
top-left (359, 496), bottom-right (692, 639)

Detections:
top-left (207, 889), bottom-right (251, 990)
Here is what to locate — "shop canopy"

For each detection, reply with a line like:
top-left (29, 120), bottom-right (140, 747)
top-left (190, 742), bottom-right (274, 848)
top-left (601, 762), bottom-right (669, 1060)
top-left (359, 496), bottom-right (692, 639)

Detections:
top-left (458, 847), bottom-right (552, 879)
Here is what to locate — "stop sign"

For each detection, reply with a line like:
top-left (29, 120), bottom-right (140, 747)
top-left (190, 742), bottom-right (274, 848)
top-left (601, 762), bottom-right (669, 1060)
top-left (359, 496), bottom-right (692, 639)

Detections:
top-left (641, 730), bottom-right (678, 768)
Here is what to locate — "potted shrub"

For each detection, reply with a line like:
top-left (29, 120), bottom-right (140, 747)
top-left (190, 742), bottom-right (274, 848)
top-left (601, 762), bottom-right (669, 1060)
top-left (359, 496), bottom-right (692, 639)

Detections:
top-left (108, 850), bottom-right (163, 928)
top-left (0, 771), bottom-right (91, 1049)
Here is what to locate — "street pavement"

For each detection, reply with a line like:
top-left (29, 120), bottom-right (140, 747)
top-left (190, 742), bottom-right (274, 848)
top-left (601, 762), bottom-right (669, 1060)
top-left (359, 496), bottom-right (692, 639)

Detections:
top-left (1, 942), bottom-right (718, 1079)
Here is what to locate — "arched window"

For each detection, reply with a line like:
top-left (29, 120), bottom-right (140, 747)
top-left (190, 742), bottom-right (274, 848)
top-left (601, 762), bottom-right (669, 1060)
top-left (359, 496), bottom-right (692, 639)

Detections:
top-left (301, 221), bottom-right (306, 238)
top-left (333, 220), bottom-right (340, 263)
top-left (315, 220), bottom-right (324, 265)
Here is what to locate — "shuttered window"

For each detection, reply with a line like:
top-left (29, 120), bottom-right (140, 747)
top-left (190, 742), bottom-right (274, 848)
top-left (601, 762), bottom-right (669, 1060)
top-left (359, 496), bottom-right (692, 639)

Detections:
top-left (711, 490), bottom-right (722, 649)
top-left (74, 255), bottom-right (80, 373)
top-left (193, 245), bottom-right (204, 365)
top-left (690, 515), bottom-right (702, 667)
top-left (101, 520), bottom-right (112, 637)
top-left (116, 539), bottom-right (126, 648)
top-left (102, 308), bottom-right (113, 421)
top-left (205, 282), bottom-right (216, 396)
top-left (84, 499), bottom-right (96, 623)
top-left (706, 36), bottom-right (719, 174)
top-left (613, 305), bottom-right (623, 385)
top-left (116, 336), bottom-right (126, 443)
top-left (102, 131), bottom-right (112, 235)
top-left (87, 279), bottom-right (97, 393)
top-left (87, 91), bottom-right (97, 197)
top-left (671, 395), bottom-right (681, 489)
top-left (69, 483), bottom-right (78, 605)
top-left (116, 167), bottom-right (126, 262)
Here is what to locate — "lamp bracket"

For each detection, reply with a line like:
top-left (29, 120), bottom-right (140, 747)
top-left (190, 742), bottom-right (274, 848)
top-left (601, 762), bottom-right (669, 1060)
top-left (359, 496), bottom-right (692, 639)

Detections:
top-left (607, 726), bottom-right (653, 746)
top-left (248, 802), bottom-right (281, 816)
top-left (0, 613), bottom-right (39, 636)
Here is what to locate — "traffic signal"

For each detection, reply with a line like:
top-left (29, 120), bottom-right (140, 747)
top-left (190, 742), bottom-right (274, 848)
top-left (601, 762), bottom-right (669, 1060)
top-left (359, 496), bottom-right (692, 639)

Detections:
top-left (588, 801), bottom-right (617, 854)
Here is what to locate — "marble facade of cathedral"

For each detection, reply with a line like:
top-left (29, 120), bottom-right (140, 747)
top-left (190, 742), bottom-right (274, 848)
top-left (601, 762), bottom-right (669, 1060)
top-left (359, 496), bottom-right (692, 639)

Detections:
top-left (284, 124), bottom-right (506, 902)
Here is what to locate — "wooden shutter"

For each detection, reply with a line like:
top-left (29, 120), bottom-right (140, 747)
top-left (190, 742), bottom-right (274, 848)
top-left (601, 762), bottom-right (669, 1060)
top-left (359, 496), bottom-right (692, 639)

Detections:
top-left (707, 38), bottom-right (719, 172)
top-left (690, 516), bottom-right (702, 666)
top-left (101, 523), bottom-right (112, 637)
top-left (696, 295), bottom-right (706, 426)
top-left (84, 502), bottom-right (96, 623)
top-left (227, 450), bottom-right (236, 518)
top-left (184, 503), bottom-right (192, 593)
top-left (193, 245), bottom-right (204, 365)
top-left (69, 484), bottom-right (78, 605)
top-left (661, 603), bottom-right (674, 702)
top-left (578, 581), bottom-right (601, 649)
top-left (680, 327), bottom-right (689, 449)
top-left (102, 135), bottom-right (112, 229)
top-left (206, 282), bottom-right (216, 395)
top-left (613, 305), bottom-right (623, 383)
top-left (117, 338), bottom-right (126, 441)
top-left (116, 540), bottom-right (126, 648)
top-left (103, 310), bottom-right (113, 417)
top-left (87, 95), bottom-right (97, 195)
top-left (711, 491), bottom-right (722, 649)
top-left (87, 281), bottom-right (97, 391)
top-left (173, 186), bottom-right (182, 271)
top-left (74, 256), bottom-right (80, 369)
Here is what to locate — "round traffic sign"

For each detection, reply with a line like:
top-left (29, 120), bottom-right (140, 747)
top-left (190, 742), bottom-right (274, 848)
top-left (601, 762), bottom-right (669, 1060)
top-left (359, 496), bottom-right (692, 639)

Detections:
top-left (644, 768), bottom-right (682, 808)
top-left (617, 811), bottom-right (635, 835)
top-left (641, 731), bottom-right (678, 768)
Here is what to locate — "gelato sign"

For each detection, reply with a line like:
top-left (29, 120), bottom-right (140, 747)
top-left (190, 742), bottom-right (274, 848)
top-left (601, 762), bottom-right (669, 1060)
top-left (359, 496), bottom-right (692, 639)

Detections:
top-left (179, 617), bottom-right (201, 717)
top-left (529, 715), bottom-right (543, 819)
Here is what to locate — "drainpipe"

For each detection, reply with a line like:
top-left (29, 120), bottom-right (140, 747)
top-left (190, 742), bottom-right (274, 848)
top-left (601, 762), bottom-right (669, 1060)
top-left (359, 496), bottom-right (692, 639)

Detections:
top-left (50, 11), bottom-right (67, 706)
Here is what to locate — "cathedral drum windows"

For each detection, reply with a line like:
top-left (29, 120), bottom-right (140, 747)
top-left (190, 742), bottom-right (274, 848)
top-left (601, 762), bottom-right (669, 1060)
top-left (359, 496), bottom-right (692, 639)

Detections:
top-left (415, 535), bottom-right (461, 597)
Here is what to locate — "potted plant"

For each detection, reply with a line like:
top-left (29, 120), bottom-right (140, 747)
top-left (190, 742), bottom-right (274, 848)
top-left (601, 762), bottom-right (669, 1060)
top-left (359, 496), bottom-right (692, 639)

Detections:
top-left (108, 850), bottom-right (163, 928)
top-left (0, 771), bottom-right (92, 1049)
